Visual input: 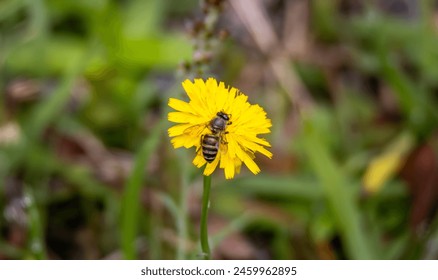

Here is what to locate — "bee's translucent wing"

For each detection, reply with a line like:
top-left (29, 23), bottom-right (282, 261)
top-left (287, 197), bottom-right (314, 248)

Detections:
top-left (183, 123), bottom-right (208, 138)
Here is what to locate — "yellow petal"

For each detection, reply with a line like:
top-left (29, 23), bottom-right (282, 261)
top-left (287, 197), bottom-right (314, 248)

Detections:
top-left (168, 123), bottom-right (193, 137)
top-left (170, 135), bottom-right (188, 148)
top-left (362, 153), bottom-right (402, 193)
top-left (223, 155), bottom-right (235, 179)
top-left (362, 132), bottom-right (414, 194)
top-left (233, 140), bottom-right (260, 175)
top-left (204, 154), bottom-right (220, 176)
top-left (168, 112), bottom-right (203, 124)
top-left (234, 158), bottom-right (242, 176)
top-left (168, 98), bottom-right (192, 113)
top-left (234, 135), bottom-right (272, 158)
top-left (182, 80), bottom-right (200, 104)
top-left (193, 152), bottom-right (206, 168)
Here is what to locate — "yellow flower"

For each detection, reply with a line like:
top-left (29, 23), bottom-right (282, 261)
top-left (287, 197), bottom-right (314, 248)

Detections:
top-left (167, 77), bottom-right (272, 179)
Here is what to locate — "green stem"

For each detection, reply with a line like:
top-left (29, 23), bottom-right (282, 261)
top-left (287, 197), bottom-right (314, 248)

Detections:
top-left (200, 175), bottom-right (212, 260)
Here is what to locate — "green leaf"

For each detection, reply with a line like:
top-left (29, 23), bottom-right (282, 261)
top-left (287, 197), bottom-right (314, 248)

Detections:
top-left (302, 113), bottom-right (375, 259)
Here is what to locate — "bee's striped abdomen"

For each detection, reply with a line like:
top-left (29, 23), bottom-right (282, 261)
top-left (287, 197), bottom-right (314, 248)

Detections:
top-left (202, 134), bottom-right (219, 163)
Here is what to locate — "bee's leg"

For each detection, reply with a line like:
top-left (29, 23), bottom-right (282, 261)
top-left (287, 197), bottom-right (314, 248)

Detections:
top-left (221, 132), bottom-right (229, 145)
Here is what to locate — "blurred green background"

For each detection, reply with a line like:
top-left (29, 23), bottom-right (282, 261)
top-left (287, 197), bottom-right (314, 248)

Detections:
top-left (1, 0), bottom-right (438, 260)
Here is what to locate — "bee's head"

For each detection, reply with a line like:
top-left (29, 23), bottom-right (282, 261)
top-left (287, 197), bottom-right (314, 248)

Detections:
top-left (217, 111), bottom-right (230, 121)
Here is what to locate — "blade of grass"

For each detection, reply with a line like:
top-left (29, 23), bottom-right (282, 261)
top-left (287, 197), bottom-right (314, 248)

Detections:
top-left (158, 192), bottom-right (188, 259)
top-left (218, 175), bottom-right (323, 200)
top-left (210, 213), bottom-right (252, 249)
top-left (1, 51), bottom-right (88, 185)
top-left (121, 119), bottom-right (165, 259)
top-left (302, 116), bottom-right (374, 259)
top-left (24, 186), bottom-right (46, 259)
top-left (374, 26), bottom-right (437, 136)
top-left (26, 57), bottom-right (86, 140)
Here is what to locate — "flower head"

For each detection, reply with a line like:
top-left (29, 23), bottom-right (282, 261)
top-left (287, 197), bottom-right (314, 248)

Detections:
top-left (168, 78), bottom-right (272, 179)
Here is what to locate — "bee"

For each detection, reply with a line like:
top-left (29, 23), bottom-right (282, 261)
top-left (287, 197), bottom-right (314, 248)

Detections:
top-left (183, 111), bottom-right (232, 163)
top-left (201, 111), bottom-right (231, 163)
